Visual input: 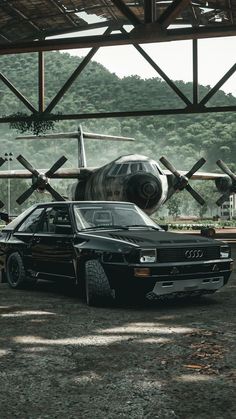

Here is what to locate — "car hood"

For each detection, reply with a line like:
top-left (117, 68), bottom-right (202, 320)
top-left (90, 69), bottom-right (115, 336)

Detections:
top-left (82, 228), bottom-right (219, 247)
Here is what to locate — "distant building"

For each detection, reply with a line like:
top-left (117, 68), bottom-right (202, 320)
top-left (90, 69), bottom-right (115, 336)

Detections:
top-left (219, 194), bottom-right (236, 219)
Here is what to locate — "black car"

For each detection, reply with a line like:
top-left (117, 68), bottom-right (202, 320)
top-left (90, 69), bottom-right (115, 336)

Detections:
top-left (0, 201), bottom-right (233, 306)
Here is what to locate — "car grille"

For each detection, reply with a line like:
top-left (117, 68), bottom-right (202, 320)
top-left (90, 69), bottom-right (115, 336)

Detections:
top-left (158, 246), bottom-right (220, 263)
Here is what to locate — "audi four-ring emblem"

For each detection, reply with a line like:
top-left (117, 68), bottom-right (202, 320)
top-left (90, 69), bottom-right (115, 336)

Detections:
top-left (185, 249), bottom-right (204, 259)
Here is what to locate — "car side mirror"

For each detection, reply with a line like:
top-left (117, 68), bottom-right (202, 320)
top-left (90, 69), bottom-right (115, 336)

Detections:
top-left (55, 224), bottom-right (72, 235)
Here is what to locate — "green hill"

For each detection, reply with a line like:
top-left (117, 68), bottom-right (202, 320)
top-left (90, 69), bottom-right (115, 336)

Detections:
top-left (0, 51), bottom-right (235, 169)
top-left (0, 51), bottom-right (235, 215)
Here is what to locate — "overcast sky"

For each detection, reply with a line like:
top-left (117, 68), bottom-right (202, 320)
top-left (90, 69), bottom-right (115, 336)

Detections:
top-left (68, 36), bottom-right (236, 97)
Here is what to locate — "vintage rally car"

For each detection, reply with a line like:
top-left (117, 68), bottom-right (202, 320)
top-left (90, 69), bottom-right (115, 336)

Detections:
top-left (0, 201), bottom-right (233, 306)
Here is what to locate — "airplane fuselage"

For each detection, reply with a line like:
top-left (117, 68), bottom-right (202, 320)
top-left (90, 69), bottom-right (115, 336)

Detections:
top-left (70, 155), bottom-right (169, 215)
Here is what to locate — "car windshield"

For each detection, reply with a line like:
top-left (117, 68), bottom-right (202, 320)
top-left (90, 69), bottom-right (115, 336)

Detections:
top-left (73, 203), bottom-right (161, 231)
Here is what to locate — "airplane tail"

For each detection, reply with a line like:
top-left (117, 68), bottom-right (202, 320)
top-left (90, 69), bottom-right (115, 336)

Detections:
top-left (16, 125), bottom-right (134, 169)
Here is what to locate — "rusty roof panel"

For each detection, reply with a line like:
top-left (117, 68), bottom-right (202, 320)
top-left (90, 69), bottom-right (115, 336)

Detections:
top-left (0, 0), bottom-right (235, 49)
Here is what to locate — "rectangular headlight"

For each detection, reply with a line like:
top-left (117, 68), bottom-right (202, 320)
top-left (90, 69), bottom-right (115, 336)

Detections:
top-left (220, 246), bottom-right (230, 259)
top-left (140, 249), bottom-right (156, 263)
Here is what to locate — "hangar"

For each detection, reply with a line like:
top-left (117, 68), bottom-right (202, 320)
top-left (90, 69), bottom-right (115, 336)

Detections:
top-left (0, 0), bottom-right (235, 124)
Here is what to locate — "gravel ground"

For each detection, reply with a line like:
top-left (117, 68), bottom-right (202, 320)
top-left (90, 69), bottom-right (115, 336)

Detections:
top-left (0, 246), bottom-right (236, 419)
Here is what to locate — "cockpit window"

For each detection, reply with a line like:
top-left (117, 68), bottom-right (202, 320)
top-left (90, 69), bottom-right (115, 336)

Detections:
top-left (118, 164), bottom-right (129, 175)
top-left (142, 163), bottom-right (154, 174)
top-left (109, 164), bottom-right (121, 176)
top-left (154, 164), bottom-right (163, 175)
top-left (130, 163), bottom-right (143, 173)
top-left (108, 161), bottom-right (163, 176)
top-left (108, 163), bottom-right (130, 176)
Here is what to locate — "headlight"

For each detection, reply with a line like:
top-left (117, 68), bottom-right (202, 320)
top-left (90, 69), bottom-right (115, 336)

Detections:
top-left (220, 246), bottom-right (230, 258)
top-left (140, 249), bottom-right (156, 263)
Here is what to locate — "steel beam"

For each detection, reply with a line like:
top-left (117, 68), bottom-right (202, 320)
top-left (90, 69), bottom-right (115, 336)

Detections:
top-left (0, 25), bottom-right (236, 54)
top-left (0, 73), bottom-right (37, 113)
top-left (45, 28), bottom-right (111, 113)
top-left (192, 39), bottom-right (198, 105)
top-left (200, 63), bottom-right (236, 106)
top-left (120, 28), bottom-right (191, 106)
top-left (45, 47), bottom-right (99, 113)
top-left (158, 0), bottom-right (190, 28)
top-left (111, 0), bottom-right (141, 25)
top-left (0, 105), bottom-right (235, 125)
top-left (38, 51), bottom-right (45, 112)
top-left (144, 0), bottom-right (156, 23)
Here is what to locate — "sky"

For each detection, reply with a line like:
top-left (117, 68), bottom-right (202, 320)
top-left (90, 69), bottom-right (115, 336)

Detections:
top-left (68, 36), bottom-right (236, 97)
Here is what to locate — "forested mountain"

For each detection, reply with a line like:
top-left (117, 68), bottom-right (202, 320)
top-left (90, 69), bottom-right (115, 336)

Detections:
top-left (0, 51), bottom-right (235, 216)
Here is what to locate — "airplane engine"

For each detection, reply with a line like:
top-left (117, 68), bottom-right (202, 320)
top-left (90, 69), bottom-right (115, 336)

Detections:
top-left (214, 160), bottom-right (236, 206)
top-left (125, 172), bottom-right (163, 213)
top-left (215, 177), bottom-right (235, 194)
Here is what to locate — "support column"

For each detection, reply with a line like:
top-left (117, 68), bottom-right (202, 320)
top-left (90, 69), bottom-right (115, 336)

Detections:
top-left (38, 51), bottom-right (45, 112)
top-left (192, 39), bottom-right (198, 105)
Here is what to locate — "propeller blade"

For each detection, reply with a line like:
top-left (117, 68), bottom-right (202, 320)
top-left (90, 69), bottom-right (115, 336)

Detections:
top-left (16, 184), bottom-right (38, 205)
top-left (216, 160), bottom-right (236, 181)
top-left (159, 157), bottom-right (181, 178)
top-left (186, 158), bottom-right (206, 179)
top-left (216, 193), bottom-right (229, 207)
top-left (17, 155), bottom-right (39, 176)
top-left (45, 184), bottom-right (66, 201)
top-left (185, 184), bottom-right (205, 205)
top-left (45, 156), bottom-right (67, 177)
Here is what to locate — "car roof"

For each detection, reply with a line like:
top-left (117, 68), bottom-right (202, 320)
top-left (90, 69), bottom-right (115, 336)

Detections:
top-left (36, 201), bottom-right (135, 205)
top-left (1, 201), bottom-right (136, 231)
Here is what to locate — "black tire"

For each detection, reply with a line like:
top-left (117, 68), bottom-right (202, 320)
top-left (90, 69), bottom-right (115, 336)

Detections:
top-left (6, 252), bottom-right (26, 289)
top-left (85, 259), bottom-right (113, 306)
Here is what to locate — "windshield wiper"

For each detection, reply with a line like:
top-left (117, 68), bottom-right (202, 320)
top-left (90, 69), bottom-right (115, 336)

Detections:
top-left (127, 225), bottom-right (160, 230)
top-left (83, 225), bottom-right (129, 230)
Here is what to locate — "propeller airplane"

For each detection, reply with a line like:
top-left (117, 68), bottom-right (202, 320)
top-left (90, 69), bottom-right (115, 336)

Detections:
top-left (0, 125), bottom-right (235, 215)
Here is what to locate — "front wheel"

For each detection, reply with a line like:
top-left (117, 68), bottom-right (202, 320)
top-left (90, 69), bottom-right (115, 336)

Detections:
top-left (6, 252), bottom-right (27, 289)
top-left (85, 260), bottom-right (113, 306)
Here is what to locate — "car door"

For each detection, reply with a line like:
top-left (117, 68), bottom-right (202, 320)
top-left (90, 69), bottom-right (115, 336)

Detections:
top-left (12, 206), bottom-right (46, 271)
top-left (31, 205), bottom-right (75, 280)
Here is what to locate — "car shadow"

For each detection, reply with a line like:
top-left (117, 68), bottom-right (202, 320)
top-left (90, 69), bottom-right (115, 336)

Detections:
top-left (23, 278), bottom-right (220, 311)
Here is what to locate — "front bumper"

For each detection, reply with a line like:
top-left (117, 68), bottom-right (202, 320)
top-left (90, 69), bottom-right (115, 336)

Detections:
top-left (152, 276), bottom-right (224, 296)
top-left (104, 259), bottom-right (233, 297)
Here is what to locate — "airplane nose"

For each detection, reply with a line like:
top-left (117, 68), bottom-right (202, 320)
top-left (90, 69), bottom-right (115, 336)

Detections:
top-left (142, 181), bottom-right (156, 198)
top-left (126, 173), bottom-right (162, 210)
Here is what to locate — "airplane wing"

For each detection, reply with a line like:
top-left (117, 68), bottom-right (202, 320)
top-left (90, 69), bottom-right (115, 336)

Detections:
top-left (0, 167), bottom-right (96, 179)
top-left (159, 157), bottom-right (227, 181)
top-left (0, 167), bottom-right (226, 180)
top-left (163, 170), bottom-right (227, 180)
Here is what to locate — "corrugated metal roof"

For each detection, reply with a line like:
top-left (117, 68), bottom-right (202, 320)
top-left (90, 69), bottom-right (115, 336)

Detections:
top-left (0, 0), bottom-right (235, 49)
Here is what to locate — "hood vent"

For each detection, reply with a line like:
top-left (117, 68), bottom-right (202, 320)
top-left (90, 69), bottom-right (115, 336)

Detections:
top-left (110, 234), bottom-right (145, 244)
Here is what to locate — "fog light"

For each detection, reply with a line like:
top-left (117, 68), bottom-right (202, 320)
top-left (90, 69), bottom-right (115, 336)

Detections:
top-left (134, 268), bottom-right (150, 278)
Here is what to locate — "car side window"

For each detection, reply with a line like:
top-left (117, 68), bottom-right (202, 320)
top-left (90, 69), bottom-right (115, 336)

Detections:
top-left (36, 206), bottom-right (72, 234)
top-left (17, 207), bottom-right (45, 233)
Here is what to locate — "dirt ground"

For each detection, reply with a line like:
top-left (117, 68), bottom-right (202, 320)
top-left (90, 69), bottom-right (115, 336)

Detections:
top-left (0, 245), bottom-right (236, 419)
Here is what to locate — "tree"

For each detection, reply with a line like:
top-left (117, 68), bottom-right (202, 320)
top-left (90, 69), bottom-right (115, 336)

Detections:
top-left (166, 193), bottom-right (182, 219)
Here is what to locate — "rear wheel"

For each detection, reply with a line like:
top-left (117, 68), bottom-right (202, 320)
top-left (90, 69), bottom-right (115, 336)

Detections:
top-left (6, 252), bottom-right (27, 289)
top-left (85, 260), bottom-right (113, 306)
